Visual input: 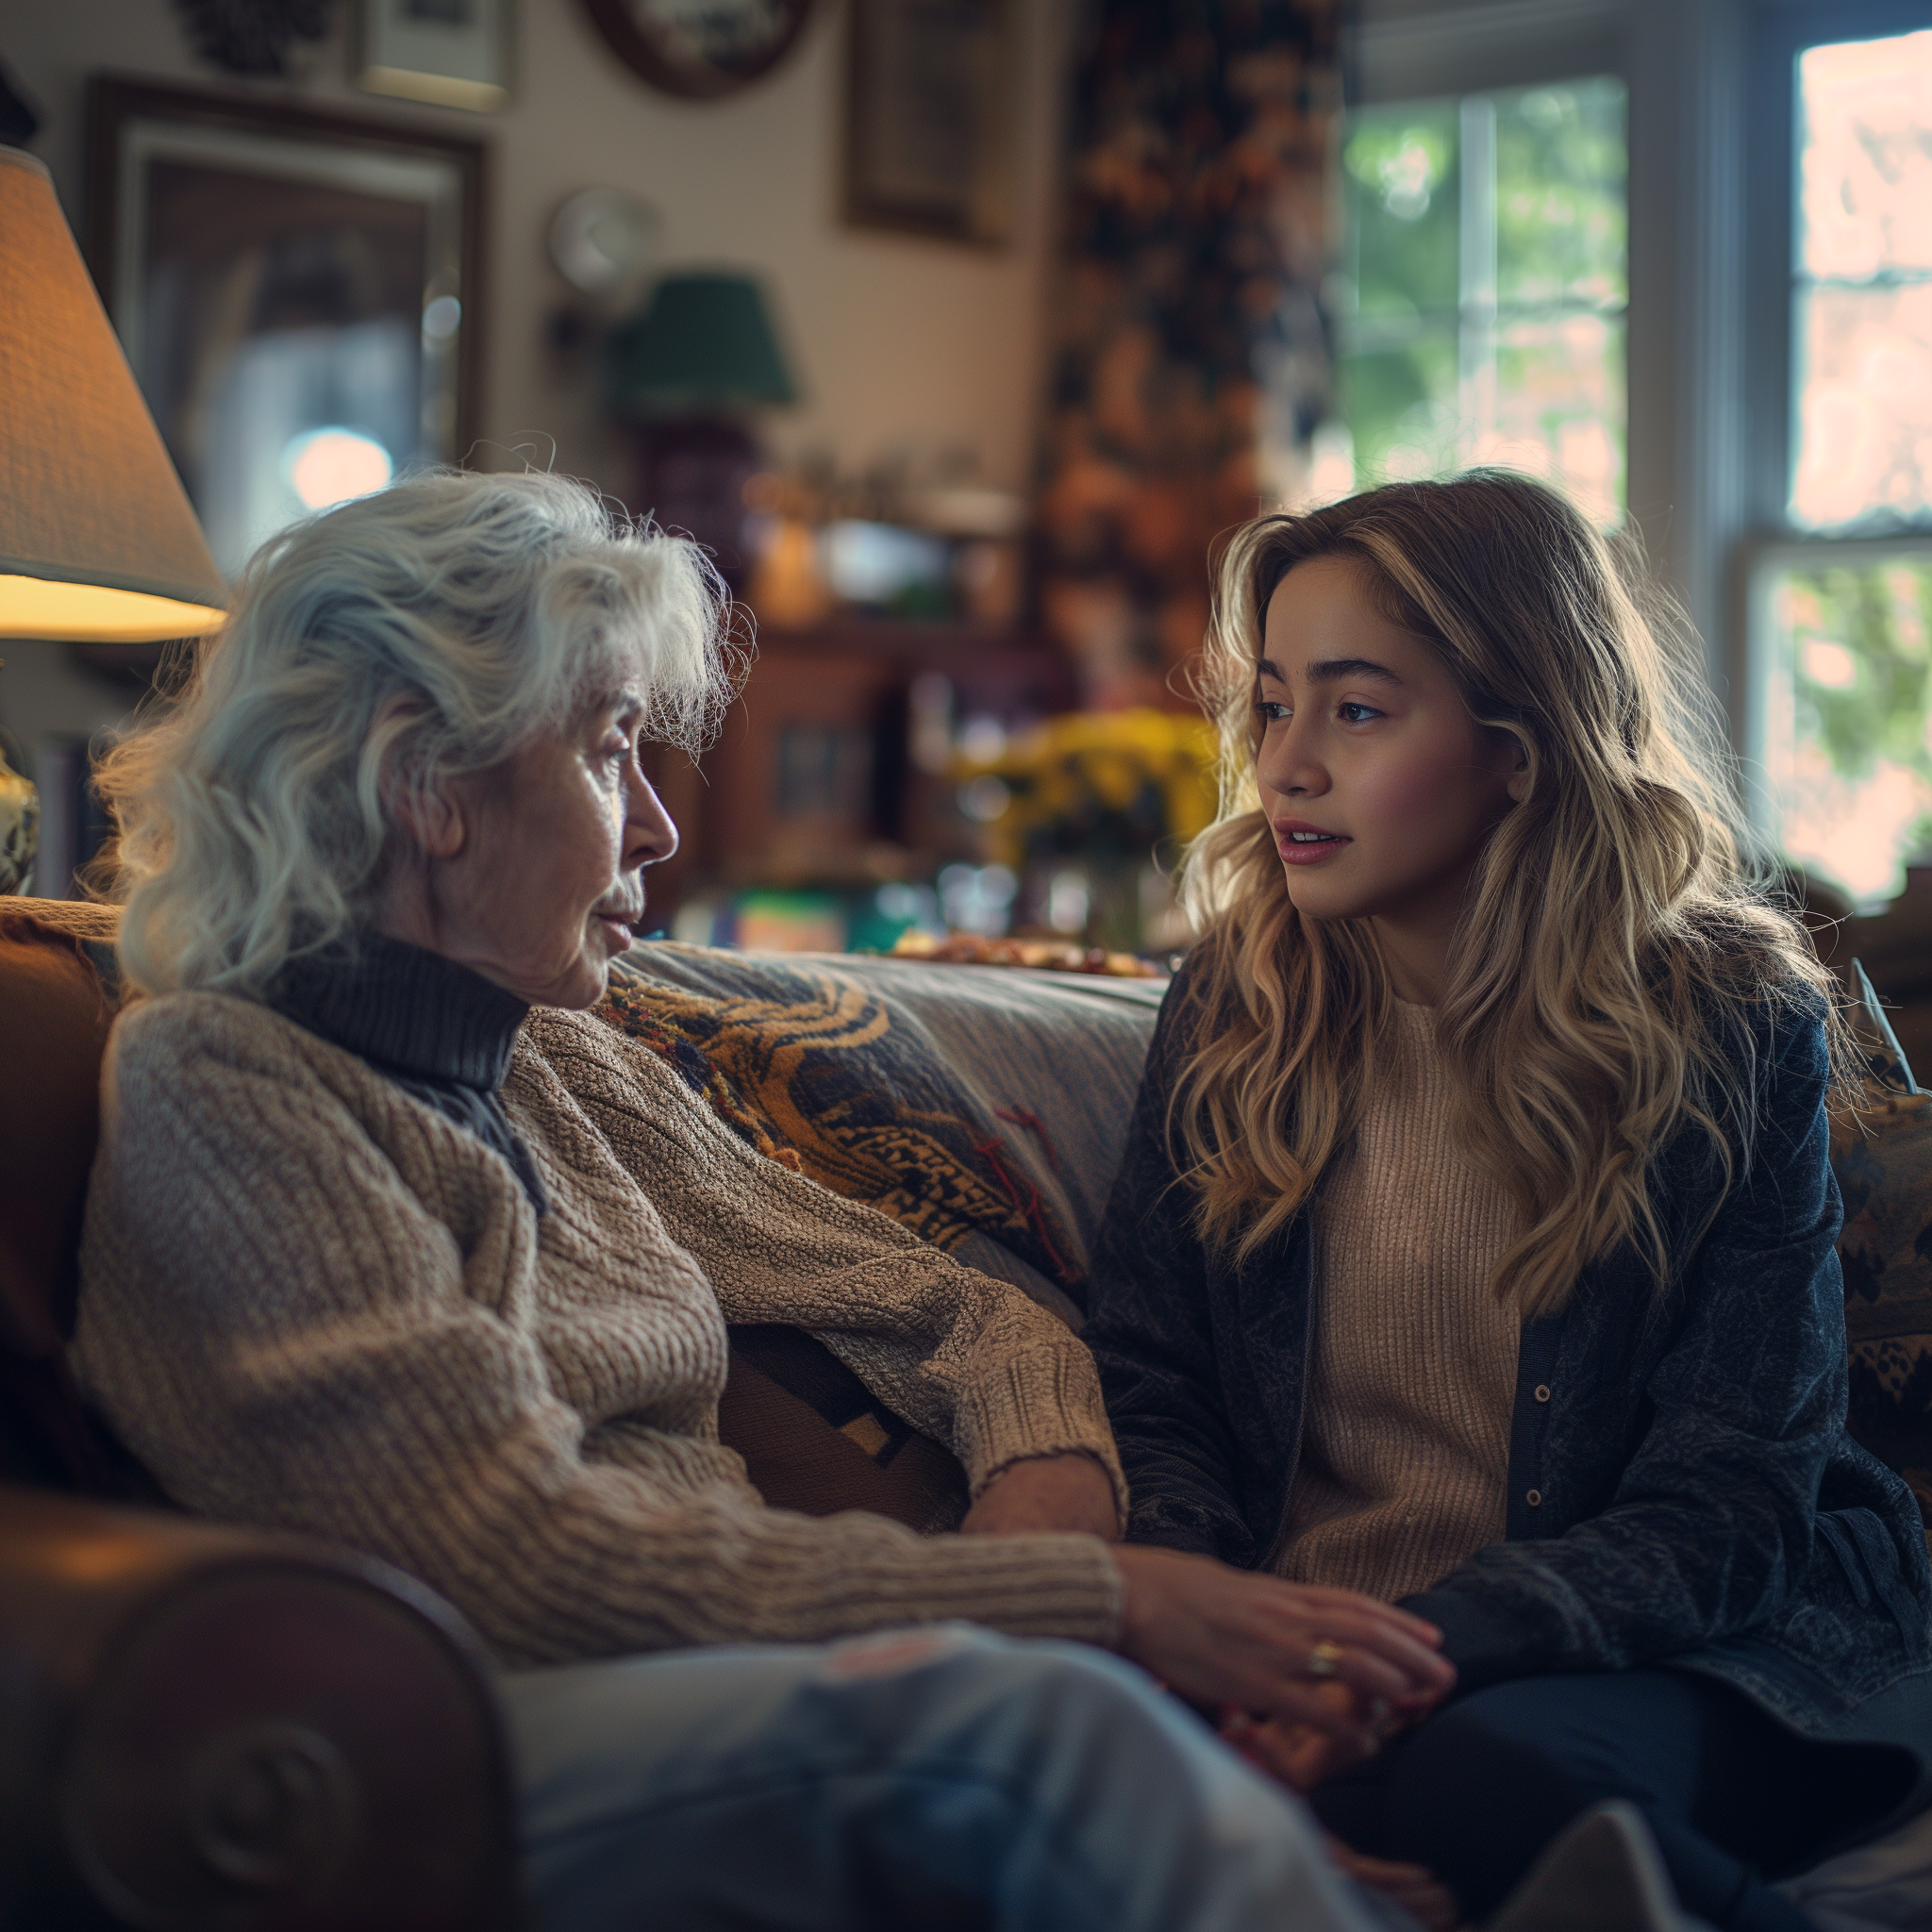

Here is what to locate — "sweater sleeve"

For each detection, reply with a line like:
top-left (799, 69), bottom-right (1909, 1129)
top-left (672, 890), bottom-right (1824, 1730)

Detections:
top-left (521, 1009), bottom-right (1129, 1520)
top-left (1083, 970), bottom-right (1260, 1564)
top-left (75, 997), bottom-right (1124, 1668)
top-left (1400, 1002), bottom-right (1863, 1688)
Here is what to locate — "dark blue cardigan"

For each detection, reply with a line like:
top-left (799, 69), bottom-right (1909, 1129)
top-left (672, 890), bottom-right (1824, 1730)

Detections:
top-left (1086, 968), bottom-right (1932, 1818)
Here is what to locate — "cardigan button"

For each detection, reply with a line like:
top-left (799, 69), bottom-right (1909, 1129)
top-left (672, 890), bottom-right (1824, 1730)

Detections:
top-left (1534, 1384), bottom-right (1551, 1403)
top-left (1525, 1489), bottom-right (1542, 1507)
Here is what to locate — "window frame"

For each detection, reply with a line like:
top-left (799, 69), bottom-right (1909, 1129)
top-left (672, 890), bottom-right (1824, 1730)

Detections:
top-left (1739, 0), bottom-right (1932, 863)
top-left (1740, 0), bottom-right (1932, 539)
top-left (1335, 77), bottom-right (1630, 517)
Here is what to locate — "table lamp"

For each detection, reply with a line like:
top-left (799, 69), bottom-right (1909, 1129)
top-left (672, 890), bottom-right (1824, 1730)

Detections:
top-left (606, 272), bottom-right (797, 588)
top-left (0, 143), bottom-right (227, 892)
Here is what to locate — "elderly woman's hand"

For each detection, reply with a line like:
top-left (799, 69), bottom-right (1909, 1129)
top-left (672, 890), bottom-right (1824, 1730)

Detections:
top-left (959, 1452), bottom-right (1120, 1539)
top-left (1108, 1546), bottom-right (1455, 1742)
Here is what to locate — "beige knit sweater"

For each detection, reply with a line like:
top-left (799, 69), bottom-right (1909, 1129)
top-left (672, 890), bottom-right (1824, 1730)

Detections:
top-left (74, 992), bottom-right (1127, 1666)
top-left (1274, 1000), bottom-right (1520, 1601)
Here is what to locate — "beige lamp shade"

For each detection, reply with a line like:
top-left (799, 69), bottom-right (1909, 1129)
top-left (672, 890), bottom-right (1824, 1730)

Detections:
top-left (0, 145), bottom-right (225, 641)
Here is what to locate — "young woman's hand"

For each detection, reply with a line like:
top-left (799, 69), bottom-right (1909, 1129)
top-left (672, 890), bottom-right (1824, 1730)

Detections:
top-left (1227, 1678), bottom-right (1446, 1791)
top-left (1108, 1545), bottom-right (1454, 1740)
top-left (958, 1451), bottom-right (1121, 1540)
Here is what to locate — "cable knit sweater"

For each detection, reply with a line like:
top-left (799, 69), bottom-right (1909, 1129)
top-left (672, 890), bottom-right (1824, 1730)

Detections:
top-left (1274, 1000), bottom-right (1519, 1600)
top-left (73, 972), bottom-right (1127, 1668)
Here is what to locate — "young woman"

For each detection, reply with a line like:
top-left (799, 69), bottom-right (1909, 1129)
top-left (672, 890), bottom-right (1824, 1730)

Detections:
top-left (1085, 472), bottom-right (1932, 1932)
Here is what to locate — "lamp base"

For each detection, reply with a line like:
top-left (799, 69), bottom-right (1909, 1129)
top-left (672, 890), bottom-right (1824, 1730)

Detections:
top-left (630, 416), bottom-right (759, 590)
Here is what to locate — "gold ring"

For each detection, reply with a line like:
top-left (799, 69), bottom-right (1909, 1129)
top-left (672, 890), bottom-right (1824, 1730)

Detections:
top-left (1304, 1639), bottom-right (1345, 1680)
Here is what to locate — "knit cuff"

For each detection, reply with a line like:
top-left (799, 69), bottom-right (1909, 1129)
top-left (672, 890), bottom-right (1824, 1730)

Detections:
top-left (954, 1349), bottom-right (1132, 1529)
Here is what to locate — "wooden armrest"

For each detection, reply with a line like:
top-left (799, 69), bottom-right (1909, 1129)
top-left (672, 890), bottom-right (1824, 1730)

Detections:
top-left (0, 1485), bottom-right (519, 1929)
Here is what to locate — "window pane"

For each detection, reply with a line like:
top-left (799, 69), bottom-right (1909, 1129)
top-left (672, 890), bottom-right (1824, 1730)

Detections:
top-left (1484, 313), bottom-right (1625, 525)
top-left (1343, 102), bottom-right (1461, 323)
top-left (1493, 78), bottom-right (1627, 312)
top-left (1339, 328), bottom-right (1460, 483)
top-left (1790, 282), bottom-right (1932, 528)
top-left (1797, 30), bottom-right (1932, 282)
top-left (1765, 554), bottom-right (1932, 901)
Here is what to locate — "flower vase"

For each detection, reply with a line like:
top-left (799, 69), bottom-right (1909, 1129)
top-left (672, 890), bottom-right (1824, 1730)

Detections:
top-left (1084, 849), bottom-right (1144, 954)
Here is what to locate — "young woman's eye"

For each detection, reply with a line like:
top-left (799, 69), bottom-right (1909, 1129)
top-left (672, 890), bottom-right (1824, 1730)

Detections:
top-left (1337, 701), bottom-right (1382, 724)
top-left (1256, 699), bottom-right (1291, 724)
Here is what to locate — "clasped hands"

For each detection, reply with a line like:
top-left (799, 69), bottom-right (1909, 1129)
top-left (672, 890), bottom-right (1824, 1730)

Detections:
top-left (964, 1453), bottom-right (1461, 1927)
top-left (960, 1453), bottom-right (1454, 1768)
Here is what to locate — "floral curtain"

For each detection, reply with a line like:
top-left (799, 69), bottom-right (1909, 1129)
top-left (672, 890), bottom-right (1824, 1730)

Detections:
top-left (1036, 0), bottom-right (1341, 707)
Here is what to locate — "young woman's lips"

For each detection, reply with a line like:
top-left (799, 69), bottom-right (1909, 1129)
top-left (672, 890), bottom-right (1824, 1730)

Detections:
top-left (1275, 824), bottom-right (1349, 866)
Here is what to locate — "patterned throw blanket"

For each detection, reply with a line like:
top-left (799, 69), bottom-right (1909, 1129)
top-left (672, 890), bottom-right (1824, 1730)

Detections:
top-left (594, 952), bottom-right (1085, 1295)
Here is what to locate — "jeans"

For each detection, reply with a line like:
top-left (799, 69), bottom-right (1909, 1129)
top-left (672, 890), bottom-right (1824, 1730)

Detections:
top-left (501, 1623), bottom-right (1392, 1932)
top-left (1310, 1668), bottom-right (1912, 1932)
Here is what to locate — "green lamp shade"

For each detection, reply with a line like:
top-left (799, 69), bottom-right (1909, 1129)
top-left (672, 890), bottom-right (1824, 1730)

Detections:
top-left (608, 273), bottom-right (798, 418)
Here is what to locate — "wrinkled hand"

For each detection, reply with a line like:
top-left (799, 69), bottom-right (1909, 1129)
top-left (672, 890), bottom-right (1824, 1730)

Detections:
top-left (1108, 1545), bottom-right (1455, 1742)
top-left (1323, 1837), bottom-right (1461, 1932)
top-left (959, 1452), bottom-right (1120, 1540)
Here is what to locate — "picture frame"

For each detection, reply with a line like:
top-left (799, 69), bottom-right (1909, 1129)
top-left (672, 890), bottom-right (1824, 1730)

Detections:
top-left (580, 0), bottom-right (817, 102)
top-left (86, 76), bottom-right (488, 581)
top-left (843, 0), bottom-right (1013, 246)
top-left (357, 0), bottom-right (515, 113)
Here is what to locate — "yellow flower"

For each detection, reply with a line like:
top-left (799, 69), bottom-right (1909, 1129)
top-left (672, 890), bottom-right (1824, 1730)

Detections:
top-left (950, 707), bottom-right (1221, 858)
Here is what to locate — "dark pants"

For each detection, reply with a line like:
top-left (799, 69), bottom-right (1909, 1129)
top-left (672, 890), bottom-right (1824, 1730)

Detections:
top-left (1308, 1670), bottom-right (1912, 1932)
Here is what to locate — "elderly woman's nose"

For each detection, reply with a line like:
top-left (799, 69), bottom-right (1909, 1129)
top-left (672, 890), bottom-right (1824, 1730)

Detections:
top-left (625, 770), bottom-right (679, 867)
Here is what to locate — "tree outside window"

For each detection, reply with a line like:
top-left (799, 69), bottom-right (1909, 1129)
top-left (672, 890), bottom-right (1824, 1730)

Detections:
top-left (1314, 76), bottom-right (1626, 526)
top-left (1757, 26), bottom-right (1932, 905)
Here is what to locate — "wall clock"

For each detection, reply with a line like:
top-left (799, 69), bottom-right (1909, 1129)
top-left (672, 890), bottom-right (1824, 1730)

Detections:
top-left (580, 0), bottom-right (816, 100)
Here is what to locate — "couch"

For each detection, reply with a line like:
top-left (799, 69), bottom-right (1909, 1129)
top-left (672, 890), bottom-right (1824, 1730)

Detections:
top-left (4, 895), bottom-right (1929, 1928)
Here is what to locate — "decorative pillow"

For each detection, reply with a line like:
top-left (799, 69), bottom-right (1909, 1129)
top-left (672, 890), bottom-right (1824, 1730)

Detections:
top-left (1833, 1093), bottom-right (1932, 1529)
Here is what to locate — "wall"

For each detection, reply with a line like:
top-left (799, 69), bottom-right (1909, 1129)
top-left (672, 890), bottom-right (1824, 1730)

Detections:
top-left (0, 0), bottom-right (1080, 763)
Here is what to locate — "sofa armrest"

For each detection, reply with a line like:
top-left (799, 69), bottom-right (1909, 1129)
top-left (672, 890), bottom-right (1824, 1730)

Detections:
top-left (0, 1484), bottom-right (519, 1929)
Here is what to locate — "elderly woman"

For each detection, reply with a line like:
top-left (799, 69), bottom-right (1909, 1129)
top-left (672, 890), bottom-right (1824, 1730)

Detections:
top-left (72, 470), bottom-right (1644, 1932)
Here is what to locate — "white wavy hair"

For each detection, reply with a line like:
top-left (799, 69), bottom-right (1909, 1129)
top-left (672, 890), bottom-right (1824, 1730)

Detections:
top-left (97, 469), bottom-right (741, 1000)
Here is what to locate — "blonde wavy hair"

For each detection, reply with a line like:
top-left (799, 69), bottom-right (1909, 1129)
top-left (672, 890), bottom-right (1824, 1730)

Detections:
top-left (1174, 470), bottom-right (1841, 1315)
top-left (96, 469), bottom-right (741, 1002)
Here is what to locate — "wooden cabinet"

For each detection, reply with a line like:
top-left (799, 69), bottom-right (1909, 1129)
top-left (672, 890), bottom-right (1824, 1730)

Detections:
top-left (643, 620), bottom-right (1074, 914)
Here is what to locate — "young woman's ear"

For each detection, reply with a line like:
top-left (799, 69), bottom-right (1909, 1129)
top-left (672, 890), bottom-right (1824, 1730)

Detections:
top-left (1501, 728), bottom-right (1534, 804)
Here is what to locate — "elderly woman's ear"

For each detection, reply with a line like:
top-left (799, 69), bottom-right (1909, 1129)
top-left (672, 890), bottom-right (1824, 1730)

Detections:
top-left (371, 693), bottom-right (469, 861)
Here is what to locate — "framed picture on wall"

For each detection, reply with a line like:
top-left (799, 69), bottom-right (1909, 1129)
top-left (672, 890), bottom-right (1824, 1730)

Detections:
top-left (844, 0), bottom-right (1013, 245)
top-left (357, 0), bottom-right (515, 113)
top-left (86, 76), bottom-right (488, 580)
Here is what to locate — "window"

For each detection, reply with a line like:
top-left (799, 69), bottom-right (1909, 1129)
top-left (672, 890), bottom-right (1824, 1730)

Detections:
top-left (1789, 32), bottom-right (1932, 530)
top-left (1750, 20), bottom-right (1932, 905)
top-left (1320, 77), bottom-right (1627, 525)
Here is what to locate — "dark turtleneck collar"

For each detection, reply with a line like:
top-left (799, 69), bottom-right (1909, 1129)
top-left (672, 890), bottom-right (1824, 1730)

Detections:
top-left (271, 932), bottom-right (530, 1091)
top-left (267, 933), bottom-right (546, 1211)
